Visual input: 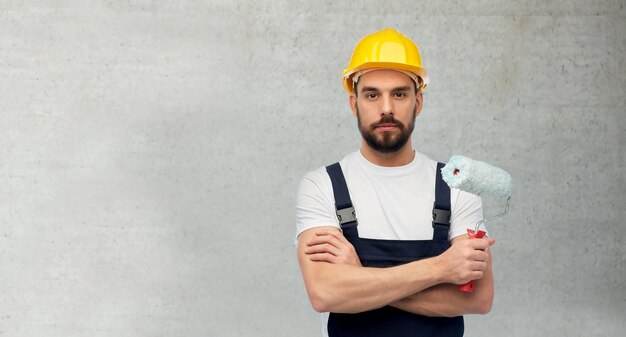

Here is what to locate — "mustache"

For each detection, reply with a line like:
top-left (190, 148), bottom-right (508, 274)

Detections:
top-left (370, 115), bottom-right (404, 129)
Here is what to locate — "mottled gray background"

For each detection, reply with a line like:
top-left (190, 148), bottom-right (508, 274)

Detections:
top-left (1, 1), bottom-right (624, 336)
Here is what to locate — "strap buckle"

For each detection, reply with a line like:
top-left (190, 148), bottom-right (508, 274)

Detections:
top-left (432, 208), bottom-right (451, 227)
top-left (336, 207), bottom-right (356, 225)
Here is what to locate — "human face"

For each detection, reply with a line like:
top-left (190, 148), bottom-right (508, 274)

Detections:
top-left (350, 69), bottom-right (423, 154)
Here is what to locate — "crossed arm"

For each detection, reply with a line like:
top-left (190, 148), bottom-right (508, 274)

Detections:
top-left (297, 227), bottom-right (494, 316)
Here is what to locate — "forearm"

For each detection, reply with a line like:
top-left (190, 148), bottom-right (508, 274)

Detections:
top-left (299, 242), bottom-right (443, 313)
top-left (298, 228), bottom-right (494, 314)
top-left (390, 255), bottom-right (494, 317)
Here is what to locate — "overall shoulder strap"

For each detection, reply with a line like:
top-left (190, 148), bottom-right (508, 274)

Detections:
top-left (325, 162), bottom-right (358, 238)
top-left (432, 162), bottom-right (451, 242)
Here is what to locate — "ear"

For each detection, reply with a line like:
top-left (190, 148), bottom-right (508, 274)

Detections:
top-left (414, 91), bottom-right (423, 117)
top-left (349, 94), bottom-right (358, 117)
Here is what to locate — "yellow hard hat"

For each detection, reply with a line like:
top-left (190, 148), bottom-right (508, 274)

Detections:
top-left (342, 28), bottom-right (429, 94)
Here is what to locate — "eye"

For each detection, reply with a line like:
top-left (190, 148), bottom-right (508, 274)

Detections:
top-left (365, 93), bottom-right (378, 100)
top-left (393, 92), bottom-right (407, 99)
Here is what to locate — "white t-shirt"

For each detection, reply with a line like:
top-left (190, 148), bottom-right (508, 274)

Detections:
top-left (296, 150), bottom-right (484, 242)
top-left (295, 150), bottom-right (484, 336)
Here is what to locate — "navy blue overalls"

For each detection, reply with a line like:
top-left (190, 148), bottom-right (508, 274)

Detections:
top-left (325, 162), bottom-right (463, 337)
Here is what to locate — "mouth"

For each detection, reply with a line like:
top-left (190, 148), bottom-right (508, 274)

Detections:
top-left (375, 123), bottom-right (399, 131)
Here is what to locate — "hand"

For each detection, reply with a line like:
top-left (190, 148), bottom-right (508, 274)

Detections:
top-left (304, 230), bottom-right (362, 266)
top-left (437, 237), bottom-right (495, 285)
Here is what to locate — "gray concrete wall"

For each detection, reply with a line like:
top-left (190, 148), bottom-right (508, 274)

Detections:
top-left (1, 1), bottom-right (624, 336)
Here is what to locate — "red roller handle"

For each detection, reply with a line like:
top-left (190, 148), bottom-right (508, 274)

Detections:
top-left (459, 229), bottom-right (487, 293)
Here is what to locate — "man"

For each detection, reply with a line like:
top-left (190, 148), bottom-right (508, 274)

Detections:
top-left (295, 28), bottom-right (495, 337)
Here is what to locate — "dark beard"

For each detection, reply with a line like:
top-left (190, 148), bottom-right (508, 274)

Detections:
top-left (356, 104), bottom-right (417, 153)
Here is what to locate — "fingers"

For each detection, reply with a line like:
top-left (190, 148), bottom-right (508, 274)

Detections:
top-left (305, 230), bottom-right (351, 249)
top-left (467, 250), bottom-right (490, 263)
top-left (308, 252), bottom-right (338, 263)
top-left (471, 260), bottom-right (488, 272)
top-left (304, 230), bottom-right (361, 266)
top-left (468, 270), bottom-right (484, 282)
top-left (465, 238), bottom-right (496, 253)
top-left (306, 232), bottom-right (343, 249)
top-left (456, 261), bottom-right (488, 284)
top-left (442, 238), bottom-right (493, 284)
top-left (314, 230), bottom-right (349, 244)
top-left (305, 243), bottom-right (340, 256)
top-left (304, 231), bottom-right (343, 256)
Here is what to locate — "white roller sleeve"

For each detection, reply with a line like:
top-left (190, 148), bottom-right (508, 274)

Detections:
top-left (441, 155), bottom-right (513, 200)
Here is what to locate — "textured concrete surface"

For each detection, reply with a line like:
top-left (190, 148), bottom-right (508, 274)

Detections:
top-left (1, 1), bottom-right (624, 336)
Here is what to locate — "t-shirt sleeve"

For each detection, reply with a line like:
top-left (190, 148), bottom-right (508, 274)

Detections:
top-left (295, 168), bottom-right (341, 244)
top-left (449, 188), bottom-right (484, 240)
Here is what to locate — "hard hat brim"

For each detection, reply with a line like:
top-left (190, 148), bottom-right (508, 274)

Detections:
top-left (342, 62), bottom-right (429, 94)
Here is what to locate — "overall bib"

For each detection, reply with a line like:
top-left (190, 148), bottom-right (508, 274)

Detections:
top-left (325, 162), bottom-right (464, 337)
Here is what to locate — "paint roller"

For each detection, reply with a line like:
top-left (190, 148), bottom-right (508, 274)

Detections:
top-left (441, 155), bottom-right (512, 293)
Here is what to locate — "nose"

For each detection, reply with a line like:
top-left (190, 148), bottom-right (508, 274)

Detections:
top-left (381, 95), bottom-right (394, 116)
